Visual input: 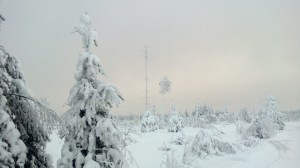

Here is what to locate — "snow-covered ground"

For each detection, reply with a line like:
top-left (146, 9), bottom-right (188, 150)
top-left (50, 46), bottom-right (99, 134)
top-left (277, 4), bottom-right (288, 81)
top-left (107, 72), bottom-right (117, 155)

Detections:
top-left (46, 122), bottom-right (300, 168)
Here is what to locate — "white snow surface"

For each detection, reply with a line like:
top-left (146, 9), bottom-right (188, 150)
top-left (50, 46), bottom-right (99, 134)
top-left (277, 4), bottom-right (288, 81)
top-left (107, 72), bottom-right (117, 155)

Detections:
top-left (46, 122), bottom-right (300, 168)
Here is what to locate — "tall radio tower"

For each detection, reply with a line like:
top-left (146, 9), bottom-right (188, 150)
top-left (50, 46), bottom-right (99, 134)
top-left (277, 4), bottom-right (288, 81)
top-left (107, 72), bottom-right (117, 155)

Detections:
top-left (145, 46), bottom-right (148, 111)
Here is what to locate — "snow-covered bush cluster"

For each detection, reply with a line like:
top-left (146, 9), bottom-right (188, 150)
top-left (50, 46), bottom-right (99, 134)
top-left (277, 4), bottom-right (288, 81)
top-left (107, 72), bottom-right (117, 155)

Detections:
top-left (237, 95), bottom-right (285, 139)
top-left (283, 109), bottom-right (300, 122)
top-left (161, 150), bottom-right (189, 168)
top-left (141, 107), bottom-right (160, 132)
top-left (116, 115), bottom-right (140, 132)
top-left (190, 104), bottom-right (218, 126)
top-left (170, 133), bottom-right (186, 145)
top-left (168, 105), bottom-right (183, 132)
top-left (215, 106), bottom-right (235, 123)
top-left (57, 13), bottom-right (126, 168)
top-left (184, 130), bottom-right (238, 159)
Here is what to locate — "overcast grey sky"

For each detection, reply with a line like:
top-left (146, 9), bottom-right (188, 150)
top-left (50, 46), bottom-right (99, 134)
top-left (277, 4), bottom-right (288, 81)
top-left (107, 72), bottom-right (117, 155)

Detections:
top-left (0, 0), bottom-right (299, 115)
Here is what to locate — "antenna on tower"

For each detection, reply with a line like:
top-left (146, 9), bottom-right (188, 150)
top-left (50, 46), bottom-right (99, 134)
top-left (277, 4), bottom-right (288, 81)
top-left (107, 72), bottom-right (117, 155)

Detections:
top-left (145, 46), bottom-right (148, 111)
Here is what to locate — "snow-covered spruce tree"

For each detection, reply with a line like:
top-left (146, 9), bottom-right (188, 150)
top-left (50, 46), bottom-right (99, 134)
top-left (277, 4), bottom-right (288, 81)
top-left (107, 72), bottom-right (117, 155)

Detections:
top-left (57, 13), bottom-right (125, 168)
top-left (141, 106), bottom-right (159, 132)
top-left (1, 15), bottom-right (55, 168)
top-left (168, 105), bottom-right (183, 132)
top-left (264, 95), bottom-right (284, 130)
top-left (0, 88), bottom-right (27, 168)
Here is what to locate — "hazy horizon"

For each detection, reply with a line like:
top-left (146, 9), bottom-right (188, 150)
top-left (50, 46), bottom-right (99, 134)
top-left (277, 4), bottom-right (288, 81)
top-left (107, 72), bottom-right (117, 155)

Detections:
top-left (0, 0), bottom-right (299, 115)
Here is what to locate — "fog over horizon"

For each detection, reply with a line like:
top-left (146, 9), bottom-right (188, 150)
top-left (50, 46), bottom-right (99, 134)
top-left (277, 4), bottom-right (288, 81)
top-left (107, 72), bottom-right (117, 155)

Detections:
top-left (0, 0), bottom-right (299, 115)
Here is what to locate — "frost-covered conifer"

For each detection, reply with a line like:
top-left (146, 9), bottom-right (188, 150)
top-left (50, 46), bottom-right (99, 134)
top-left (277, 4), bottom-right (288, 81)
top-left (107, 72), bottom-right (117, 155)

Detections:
top-left (141, 107), bottom-right (159, 132)
top-left (0, 88), bottom-right (27, 168)
top-left (167, 105), bottom-right (183, 132)
top-left (57, 13), bottom-right (125, 168)
top-left (0, 15), bottom-right (55, 168)
top-left (264, 95), bottom-right (284, 130)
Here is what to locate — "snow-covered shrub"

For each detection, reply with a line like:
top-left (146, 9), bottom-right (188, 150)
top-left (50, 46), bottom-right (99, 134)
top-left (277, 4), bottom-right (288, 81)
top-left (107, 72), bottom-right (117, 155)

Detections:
top-left (141, 107), bottom-right (159, 132)
top-left (239, 136), bottom-right (259, 148)
top-left (215, 106), bottom-right (235, 123)
top-left (192, 104), bottom-right (218, 125)
top-left (184, 130), bottom-right (237, 159)
top-left (236, 113), bottom-right (275, 140)
top-left (205, 113), bottom-right (218, 124)
top-left (57, 13), bottom-right (126, 168)
top-left (238, 95), bottom-right (285, 139)
top-left (115, 115), bottom-right (139, 146)
top-left (246, 116), bottom-right (275, 139)
top-left (237, 108), bottom-right (252, 123)
top-left (160, 150), bottom-right (189, 168)
top-left (168, 105), bottom-right (183, 132)
top-left (170, 133), bottom-right (186, 145)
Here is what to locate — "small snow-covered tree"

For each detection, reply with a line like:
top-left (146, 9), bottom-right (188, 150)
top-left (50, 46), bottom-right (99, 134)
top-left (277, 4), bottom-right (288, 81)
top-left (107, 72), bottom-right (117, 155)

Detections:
top-left (141, 106), bottom-right (159, 132)
top-left (57, 13), bottom-right (126, 168)
top-left (168, 105), bottom-right (183, 132)
top-left (264, 95), bottom-right (284, 130)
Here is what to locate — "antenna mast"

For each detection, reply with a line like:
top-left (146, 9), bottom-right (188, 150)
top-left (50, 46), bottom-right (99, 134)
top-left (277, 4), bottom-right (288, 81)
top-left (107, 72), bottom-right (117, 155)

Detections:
top-left (145, 46), bottom-right (148, 111)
